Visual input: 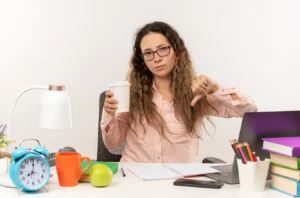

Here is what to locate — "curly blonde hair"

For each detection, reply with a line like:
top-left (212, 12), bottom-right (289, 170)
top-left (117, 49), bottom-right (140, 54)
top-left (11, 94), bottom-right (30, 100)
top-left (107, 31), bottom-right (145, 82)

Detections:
top-left (128, 21), bottom-right (215, 138)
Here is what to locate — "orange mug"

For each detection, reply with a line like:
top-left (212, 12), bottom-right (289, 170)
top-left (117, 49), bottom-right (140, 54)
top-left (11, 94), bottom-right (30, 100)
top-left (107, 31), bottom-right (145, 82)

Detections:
top-left (55, 152), bottom-right (91, 187)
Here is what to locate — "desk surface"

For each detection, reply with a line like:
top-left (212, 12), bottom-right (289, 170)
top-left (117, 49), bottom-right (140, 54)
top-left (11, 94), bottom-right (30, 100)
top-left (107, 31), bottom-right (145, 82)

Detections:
top-left (0, 163), bottom-right (289, 198)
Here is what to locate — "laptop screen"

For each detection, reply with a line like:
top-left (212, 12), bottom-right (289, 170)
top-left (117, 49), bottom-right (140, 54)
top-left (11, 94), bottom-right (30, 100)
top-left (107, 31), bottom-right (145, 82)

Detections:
top-left (237, 110), bottom-right (300, 161)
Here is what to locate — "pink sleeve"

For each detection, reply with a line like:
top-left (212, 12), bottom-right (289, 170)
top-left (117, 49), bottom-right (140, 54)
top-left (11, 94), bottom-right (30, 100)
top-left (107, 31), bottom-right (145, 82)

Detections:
top-left (100, 110), bottom-right (129, 150)
top-left (206, 85), bottom-right (258, 118)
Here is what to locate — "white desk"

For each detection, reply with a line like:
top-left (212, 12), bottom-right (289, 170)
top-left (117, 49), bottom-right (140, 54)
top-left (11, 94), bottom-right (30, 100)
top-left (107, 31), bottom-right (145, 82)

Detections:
top-left (0, 163), bottom-right (290, 198)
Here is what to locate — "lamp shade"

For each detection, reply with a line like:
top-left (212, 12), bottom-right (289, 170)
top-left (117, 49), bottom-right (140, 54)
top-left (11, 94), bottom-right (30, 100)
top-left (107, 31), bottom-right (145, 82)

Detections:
top-left (39, 87), bottom-right (73, 129)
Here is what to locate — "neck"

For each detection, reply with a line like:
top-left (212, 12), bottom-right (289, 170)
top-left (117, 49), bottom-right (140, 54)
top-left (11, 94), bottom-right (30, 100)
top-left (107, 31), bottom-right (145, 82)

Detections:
top-left (154, 76), bottom-right (172, 100)
top-left (154, 76), bottom-right (171, 91)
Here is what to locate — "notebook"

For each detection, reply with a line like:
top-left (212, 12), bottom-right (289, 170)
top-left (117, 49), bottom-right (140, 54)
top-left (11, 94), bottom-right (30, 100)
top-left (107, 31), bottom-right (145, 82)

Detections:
top-left (262, 136), bottom-right (300, 157)
top-left (126, 163), bottom-right (220, 180)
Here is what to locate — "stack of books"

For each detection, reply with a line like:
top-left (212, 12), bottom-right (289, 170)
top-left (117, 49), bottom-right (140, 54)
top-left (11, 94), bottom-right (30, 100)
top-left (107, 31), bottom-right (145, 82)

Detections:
top-left (262, 136), bottom-right (300, 197)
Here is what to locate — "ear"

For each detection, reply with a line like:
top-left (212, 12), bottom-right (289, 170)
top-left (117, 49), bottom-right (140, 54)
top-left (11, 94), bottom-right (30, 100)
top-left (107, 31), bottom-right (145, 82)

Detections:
top-left (33, 146), bottom-right (49, 157)
top-left (12, 147), bottom-right (27, 160)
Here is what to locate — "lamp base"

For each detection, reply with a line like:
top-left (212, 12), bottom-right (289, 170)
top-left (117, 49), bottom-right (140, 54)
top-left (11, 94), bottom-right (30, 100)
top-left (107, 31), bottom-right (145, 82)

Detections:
top-left (0, 173), bottom-right (15, 188)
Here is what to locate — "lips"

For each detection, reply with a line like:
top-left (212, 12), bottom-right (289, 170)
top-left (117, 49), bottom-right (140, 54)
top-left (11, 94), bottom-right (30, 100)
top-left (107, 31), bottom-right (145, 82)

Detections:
top-left (155, 65), bottom-right (165, 69)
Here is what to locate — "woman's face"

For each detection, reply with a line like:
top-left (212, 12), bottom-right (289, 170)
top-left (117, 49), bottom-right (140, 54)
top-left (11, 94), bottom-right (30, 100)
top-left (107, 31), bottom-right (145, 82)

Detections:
top-left (140, 33), bottom-right (176, 78)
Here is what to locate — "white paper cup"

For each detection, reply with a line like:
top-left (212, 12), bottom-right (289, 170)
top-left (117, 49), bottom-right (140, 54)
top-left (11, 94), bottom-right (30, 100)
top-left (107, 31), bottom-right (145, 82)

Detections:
top-left (237, 157), bottom-right (270, 192)
top-left (109, 81), bottom-right (130, 113)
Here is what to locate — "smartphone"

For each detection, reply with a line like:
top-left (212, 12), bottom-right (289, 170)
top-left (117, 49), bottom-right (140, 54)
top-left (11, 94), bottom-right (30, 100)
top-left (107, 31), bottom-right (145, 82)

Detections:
top-left (173, 178), bottom-right (224, 189)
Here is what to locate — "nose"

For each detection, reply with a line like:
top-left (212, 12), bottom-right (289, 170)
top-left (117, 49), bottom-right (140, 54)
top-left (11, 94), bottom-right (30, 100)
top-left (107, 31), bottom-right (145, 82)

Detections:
top-left (153, 52), bottom-right (162, 62)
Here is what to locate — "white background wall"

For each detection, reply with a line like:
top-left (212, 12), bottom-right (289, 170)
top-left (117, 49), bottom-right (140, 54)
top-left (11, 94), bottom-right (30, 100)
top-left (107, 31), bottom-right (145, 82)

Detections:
top-left (1, 0), bottom-right (300, 164)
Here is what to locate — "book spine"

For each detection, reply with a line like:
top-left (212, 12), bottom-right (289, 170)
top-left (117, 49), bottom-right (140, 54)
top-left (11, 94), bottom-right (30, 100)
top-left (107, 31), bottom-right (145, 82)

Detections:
top-left (298, 180), bottom-right (300, 197)
top-left (270, 186), bottom-right (300, 197)
top-left (271, 174), bottom-right (300, 197)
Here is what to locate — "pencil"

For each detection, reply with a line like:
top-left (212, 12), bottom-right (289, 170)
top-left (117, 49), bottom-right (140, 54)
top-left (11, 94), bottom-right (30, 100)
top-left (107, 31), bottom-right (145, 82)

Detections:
top-left (237, 144), bottom-right (247, 164)
top-left (252, 152), bottom-right (258, 162)
top-left (245, 142), bottom-right (254, 162)
top-left (235, 145), bottom-right (243, 160)
top-left (241, 143), bottom-right (250, 161)
top-left (233, 139), bottom-right (238, 145)
top-left (233, 140), bottom-right (243, 160)
top-left (229, 140), bottom-right (240, 159)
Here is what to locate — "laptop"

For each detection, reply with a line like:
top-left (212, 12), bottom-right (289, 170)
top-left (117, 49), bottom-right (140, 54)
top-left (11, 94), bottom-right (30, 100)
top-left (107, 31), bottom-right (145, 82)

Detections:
top-left (205, 111), bottom-right (300, 184)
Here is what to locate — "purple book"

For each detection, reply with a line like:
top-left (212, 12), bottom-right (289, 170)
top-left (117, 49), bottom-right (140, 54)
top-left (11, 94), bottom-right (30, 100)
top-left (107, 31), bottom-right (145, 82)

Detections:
top-left (262, 137), bottom-right (300, 157)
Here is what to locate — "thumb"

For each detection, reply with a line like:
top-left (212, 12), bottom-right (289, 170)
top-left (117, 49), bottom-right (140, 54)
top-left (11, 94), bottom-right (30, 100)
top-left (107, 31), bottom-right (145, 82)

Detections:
top-left (191, 94), bottom-right (202, 107)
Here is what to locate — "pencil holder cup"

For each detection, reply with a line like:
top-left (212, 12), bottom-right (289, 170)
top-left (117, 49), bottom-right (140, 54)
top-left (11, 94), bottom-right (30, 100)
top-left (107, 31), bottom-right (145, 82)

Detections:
top-left (237, 158), bottom-right (270, 192)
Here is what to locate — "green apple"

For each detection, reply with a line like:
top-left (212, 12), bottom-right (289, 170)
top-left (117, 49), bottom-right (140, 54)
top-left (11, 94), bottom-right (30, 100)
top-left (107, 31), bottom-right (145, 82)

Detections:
top-left (90, 164), bottom-right (113, 187)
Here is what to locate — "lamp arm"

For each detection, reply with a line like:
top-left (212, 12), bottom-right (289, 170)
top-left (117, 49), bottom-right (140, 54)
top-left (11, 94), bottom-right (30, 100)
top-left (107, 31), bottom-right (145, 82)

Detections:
top-left (7, 86), bottom-right (48, 140)
top-left (4, 86), bottom-right (48, 173)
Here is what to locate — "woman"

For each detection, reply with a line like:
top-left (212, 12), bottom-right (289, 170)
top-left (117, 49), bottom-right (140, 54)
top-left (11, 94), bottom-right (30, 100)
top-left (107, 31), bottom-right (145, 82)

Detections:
top-left (101, 21), bottom-right (257, 163)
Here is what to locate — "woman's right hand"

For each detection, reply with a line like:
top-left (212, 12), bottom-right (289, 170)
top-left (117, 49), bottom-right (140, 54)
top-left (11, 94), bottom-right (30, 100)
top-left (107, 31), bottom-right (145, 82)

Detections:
top-left (104, 91), bottom-right (118, 115)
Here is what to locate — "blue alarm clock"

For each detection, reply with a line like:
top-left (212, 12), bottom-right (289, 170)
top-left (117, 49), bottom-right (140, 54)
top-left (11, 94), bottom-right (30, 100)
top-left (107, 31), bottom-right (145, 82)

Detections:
top-left (10, 139), bottom-right (50, 192)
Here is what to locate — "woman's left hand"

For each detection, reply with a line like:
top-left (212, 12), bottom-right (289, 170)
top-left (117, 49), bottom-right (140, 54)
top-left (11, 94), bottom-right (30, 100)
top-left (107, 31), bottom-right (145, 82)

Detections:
top-left (191, 75), bottom-right (219, 106)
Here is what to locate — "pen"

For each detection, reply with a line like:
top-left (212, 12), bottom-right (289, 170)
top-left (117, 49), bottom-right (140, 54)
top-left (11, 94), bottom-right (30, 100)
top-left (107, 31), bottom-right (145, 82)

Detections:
top-left (121, 167), bottom-right (126, 177)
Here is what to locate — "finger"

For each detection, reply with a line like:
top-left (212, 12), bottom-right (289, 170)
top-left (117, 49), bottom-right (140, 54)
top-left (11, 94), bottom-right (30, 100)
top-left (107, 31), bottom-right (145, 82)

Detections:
top-left (105, 98), bottom-right (118, 105)
top-left (192, 80), bottom-right (205, 92)
top-left (192, 83), bottom-right (206, 95)
top-left (105, 102), bottom-right (118, 110)
top-left (194, 80), bottom-right (207, 92)
top-left (105, 108), bottom-right (115, 114)
top-left (195, 78), bottom-right (207, 89)
top-left (105, 91), bottom-right (114, 97)
top-left (196, 83), bottom-right (207, 92)
top-left (196, 76), bottom-right (205, 85)
top-left (197, 77), bottom-right (208, 86)
top-left (195, 86), bottom-right (207, 95)
top-left (191, 83), bottom-right (198, 93)
top-left (191, 94), bottom-right (202, 107)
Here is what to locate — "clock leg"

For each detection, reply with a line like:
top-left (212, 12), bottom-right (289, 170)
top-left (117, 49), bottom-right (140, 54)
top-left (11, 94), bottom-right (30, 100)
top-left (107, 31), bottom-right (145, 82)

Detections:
top-left (43, 186), bottom-right (48, 192)
top-left (18, 187), bottom-right (48, 194)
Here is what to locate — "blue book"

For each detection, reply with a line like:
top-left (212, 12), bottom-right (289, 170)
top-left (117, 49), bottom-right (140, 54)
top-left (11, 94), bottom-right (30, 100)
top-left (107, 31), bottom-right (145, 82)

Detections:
top-left (271, 173), bottom-right (300, 197)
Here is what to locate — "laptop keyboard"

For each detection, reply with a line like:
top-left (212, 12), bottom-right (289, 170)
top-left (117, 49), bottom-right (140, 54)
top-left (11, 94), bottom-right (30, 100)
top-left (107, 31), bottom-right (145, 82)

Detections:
top-left (211, 164), bottom-right (232, 173)
top-left (205, 164), bottom-right (235, 184)
top-left (206, 164), bottom-right (271, 184)
top-left (205, 172), bottom-right (233, 184)
top-left (221, 171), bottom-right (230, 177)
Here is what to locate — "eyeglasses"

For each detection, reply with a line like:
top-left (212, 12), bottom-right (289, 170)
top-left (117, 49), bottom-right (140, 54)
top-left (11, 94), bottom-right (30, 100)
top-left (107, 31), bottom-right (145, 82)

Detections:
top-left (141, 46), bottom-right (171, 61)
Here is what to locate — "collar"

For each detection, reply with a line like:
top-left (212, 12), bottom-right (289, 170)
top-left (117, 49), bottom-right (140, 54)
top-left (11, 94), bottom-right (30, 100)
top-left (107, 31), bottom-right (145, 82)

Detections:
top-left (151, 80), bottom-right (159, 92)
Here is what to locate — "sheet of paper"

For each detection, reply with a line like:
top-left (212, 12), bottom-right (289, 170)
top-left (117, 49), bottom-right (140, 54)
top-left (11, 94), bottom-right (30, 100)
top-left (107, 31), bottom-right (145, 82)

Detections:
top-left (127, 164), bottom-right (182, 180)
top-left (165, 163), bottom-right (221, 177)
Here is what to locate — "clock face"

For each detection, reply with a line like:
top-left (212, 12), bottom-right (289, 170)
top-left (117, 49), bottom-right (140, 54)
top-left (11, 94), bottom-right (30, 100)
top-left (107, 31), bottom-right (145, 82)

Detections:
top-left (18, 156), bottom-right (49, 189)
